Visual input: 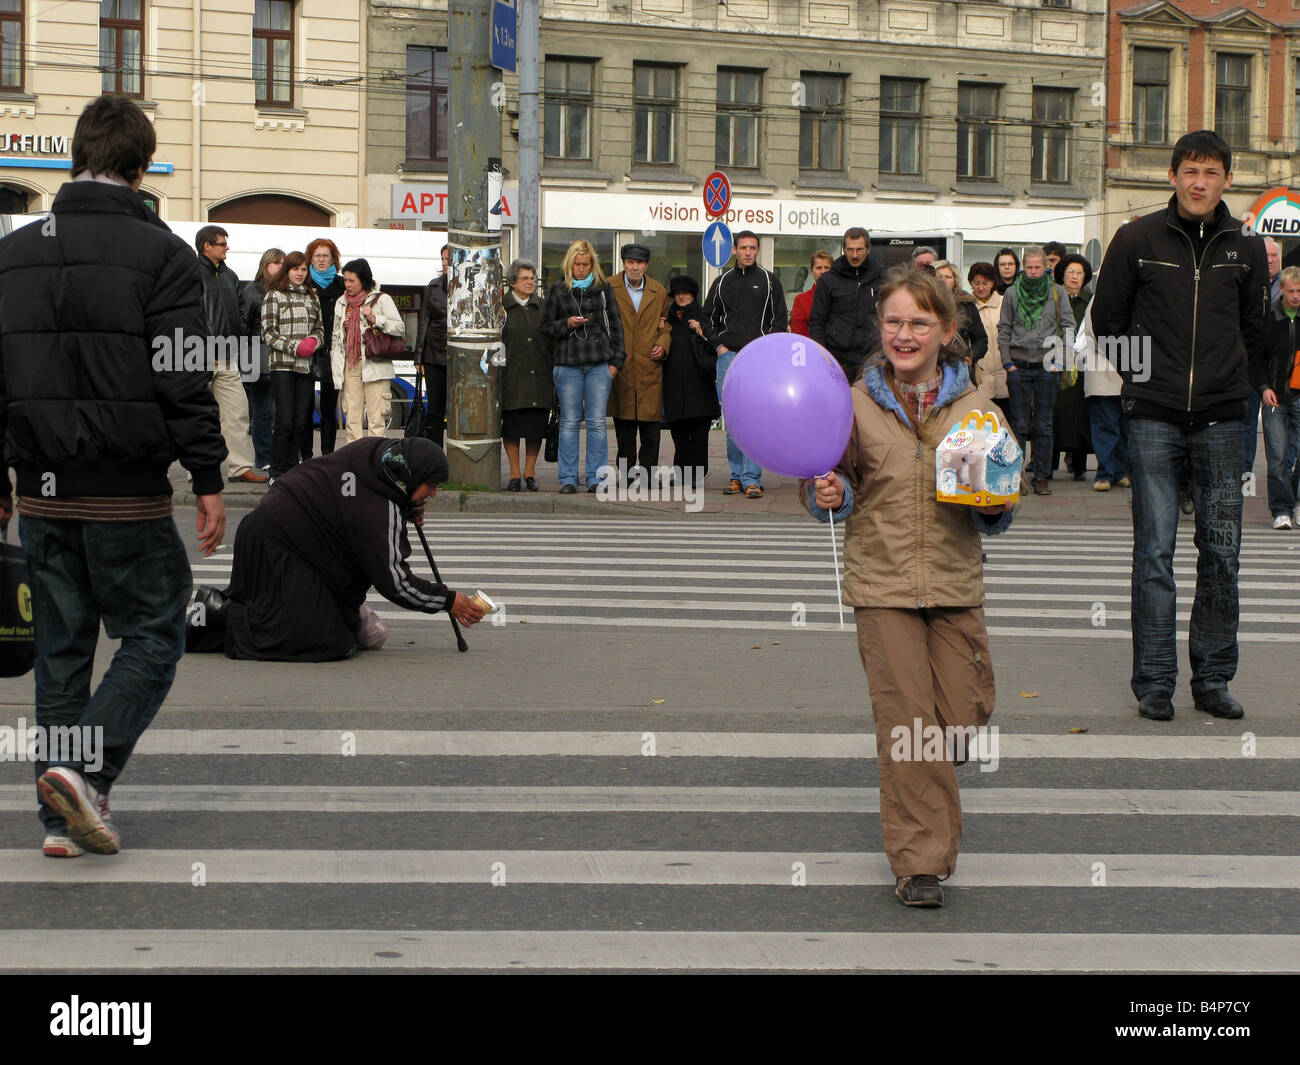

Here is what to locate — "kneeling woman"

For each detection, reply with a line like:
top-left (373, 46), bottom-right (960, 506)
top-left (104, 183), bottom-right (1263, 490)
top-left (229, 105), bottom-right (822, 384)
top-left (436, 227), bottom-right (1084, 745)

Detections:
top-left (803, 268), bottom-right (1015, 909)
top-left (190, 438), bottom-right (483, 661)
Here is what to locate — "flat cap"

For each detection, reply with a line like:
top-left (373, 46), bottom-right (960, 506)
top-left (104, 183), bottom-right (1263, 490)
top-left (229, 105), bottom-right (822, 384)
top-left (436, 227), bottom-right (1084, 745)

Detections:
top-left (620, 243), bottom-right (651, 262)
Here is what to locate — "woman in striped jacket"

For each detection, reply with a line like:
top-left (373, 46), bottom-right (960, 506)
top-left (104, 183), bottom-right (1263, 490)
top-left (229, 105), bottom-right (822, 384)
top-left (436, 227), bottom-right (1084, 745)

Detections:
top-left (261, 250), bottom-right (325, 480)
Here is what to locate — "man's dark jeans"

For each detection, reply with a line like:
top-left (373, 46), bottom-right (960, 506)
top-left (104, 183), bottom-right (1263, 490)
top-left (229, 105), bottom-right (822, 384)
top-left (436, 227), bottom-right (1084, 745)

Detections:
top-left (19, 515), bottom-right (190, 835)
top-left (1007, 365), bottom-right (1058, 480)
top-left (1127, 417), bottom-right (1242, 701)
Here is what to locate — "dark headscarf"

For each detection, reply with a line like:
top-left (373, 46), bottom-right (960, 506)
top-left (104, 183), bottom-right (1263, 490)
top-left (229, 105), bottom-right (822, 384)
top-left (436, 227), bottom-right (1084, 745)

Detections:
top-left (375, 438), bottom-right (449, 503)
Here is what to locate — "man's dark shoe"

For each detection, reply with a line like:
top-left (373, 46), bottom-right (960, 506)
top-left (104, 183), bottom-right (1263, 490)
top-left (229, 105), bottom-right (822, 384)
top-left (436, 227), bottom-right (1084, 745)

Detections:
top-left (559, 483), bottom-right (577, 495)
top-left (895, 874), bottom-right (944, 908)
top-left (1032, 477), bottom-right (1051, 496)
top-left (1194, 690), bottom-right (1244, 719)
top-left (1138, 692), bottom-right (1174, 721)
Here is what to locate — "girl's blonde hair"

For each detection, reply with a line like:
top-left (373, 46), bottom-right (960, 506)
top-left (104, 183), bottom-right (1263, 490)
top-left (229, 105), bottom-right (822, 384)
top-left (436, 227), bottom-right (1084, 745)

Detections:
top-left (562, 240), bottom-right (607, 288)
top-left (873, 267), bottom-right (969, 369)
top-left (932, 259), bottom-right (972, 301)
top-left (255, 247), bottom-right (285, 287)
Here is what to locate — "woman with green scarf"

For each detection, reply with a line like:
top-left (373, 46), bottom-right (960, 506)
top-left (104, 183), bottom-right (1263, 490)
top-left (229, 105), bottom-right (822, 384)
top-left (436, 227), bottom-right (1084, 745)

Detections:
top-left (997, 245), bottom-right (1076, 495)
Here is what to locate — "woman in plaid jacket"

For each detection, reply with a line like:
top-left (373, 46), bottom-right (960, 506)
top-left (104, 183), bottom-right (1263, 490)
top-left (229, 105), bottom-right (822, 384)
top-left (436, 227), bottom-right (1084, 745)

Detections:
top-left (540, 240), bottom-right (625, 492)
top-left (261, 250), bottom-right (325, 480)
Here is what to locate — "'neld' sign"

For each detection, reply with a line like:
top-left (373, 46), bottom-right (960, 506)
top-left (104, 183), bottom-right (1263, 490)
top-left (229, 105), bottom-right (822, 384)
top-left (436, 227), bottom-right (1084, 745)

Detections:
top-left (1246, 187), bottom-right (1300, 237)
top-left (0, 134), bottom-right (70, 154)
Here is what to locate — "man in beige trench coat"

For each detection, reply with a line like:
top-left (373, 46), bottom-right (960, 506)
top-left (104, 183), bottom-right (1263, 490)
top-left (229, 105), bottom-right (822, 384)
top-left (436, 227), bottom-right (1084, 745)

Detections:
top-left (608, 243), bottom-right (672, 484)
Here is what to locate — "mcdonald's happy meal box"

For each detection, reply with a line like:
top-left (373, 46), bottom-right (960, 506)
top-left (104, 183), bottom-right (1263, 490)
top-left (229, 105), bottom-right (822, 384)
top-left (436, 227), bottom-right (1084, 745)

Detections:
top-left (935, 409), bottom-right (1022, 506)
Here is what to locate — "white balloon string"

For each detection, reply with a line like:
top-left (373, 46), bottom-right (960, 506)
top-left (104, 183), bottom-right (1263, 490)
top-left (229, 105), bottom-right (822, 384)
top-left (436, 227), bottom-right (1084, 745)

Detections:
top-left (825, 471), bottom-right (845, 631)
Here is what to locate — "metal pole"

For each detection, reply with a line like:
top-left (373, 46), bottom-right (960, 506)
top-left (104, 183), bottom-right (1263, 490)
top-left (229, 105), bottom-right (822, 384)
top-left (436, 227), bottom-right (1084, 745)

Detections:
top-left (518, 0), bottom-right (540, 266)
top-left (446, 0), bottom-right (504, 488)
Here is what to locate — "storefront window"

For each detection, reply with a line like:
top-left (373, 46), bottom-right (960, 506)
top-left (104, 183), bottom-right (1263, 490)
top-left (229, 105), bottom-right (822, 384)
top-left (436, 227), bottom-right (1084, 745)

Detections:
top-left (620, 232), bottom-right (704, 290)
top-left (540, 228), bottom-right (618, 290)
top-left (771, 236), bottom-right (840, 297)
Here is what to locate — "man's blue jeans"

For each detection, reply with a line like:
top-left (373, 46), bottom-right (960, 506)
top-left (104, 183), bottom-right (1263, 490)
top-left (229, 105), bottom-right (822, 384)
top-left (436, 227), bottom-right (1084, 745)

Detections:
top-left (554, 363), bottom-right (613, 488)
top-left (1088, 396), bottom-right (1128, 482)
top-left (716, 350), bottom-right (763, 488)
top-left (1262, 396), bottom-right (1300, 516)
top-left (1007, 366), bottom-right (1058, 480)
top-left (1127, 417), bottom-right (1242, 700)
top-left (19, 516), bottom-right (191, 835)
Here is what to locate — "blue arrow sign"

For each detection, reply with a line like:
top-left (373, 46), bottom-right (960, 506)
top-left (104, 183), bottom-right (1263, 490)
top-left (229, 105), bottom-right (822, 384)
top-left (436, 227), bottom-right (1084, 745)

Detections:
top-left (491, 1), bottom-right (516, 73)
top-left (702, 220), bottom-right (733, 268)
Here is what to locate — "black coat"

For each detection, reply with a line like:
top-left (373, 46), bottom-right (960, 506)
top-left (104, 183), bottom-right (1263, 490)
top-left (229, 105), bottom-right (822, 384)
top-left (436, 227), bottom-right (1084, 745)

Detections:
top-left (238, 279), bottom-right (271, 381)
top-left (956, 298), bottom-right (988, 364)
top-left (1263, 299), bottom-right (1300, 404)
top-left (501, 292), bottom-right (554, 410)
top-left (702, 262), bottom-right (788, 354)
top-left (199, 254), bottom-right (241, 338)
top-left (662, 301), bottom-right (720, 423)
top-left (1092, 194), bottom-right (1269, 423)
top-left (416, 275), bottom-right (448, 367)
top-left (808, 253), bottom-right (884, 373)
top-left (0, 181), bottom-right (226, 498)
top-left (309, 274), bottom-right (346, 356)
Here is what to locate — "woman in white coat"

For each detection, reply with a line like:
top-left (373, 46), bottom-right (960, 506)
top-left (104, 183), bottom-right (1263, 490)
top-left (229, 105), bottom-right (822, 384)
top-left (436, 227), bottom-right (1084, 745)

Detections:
top-left (332, 257), bottom-right (406, 443)
top-left (1074, 285), bottom-right (1129, 491)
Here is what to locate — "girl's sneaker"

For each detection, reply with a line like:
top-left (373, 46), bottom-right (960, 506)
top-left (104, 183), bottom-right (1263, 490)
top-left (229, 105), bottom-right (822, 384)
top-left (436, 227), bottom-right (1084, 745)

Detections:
top-left (43, 834), bottom-right (84, 858)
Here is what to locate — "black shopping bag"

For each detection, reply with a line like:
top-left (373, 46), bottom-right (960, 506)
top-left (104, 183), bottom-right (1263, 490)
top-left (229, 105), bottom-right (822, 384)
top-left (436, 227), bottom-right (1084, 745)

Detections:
top-left (0, 529), bottom-right (35, 677)
top-left (404, 366), bottom-right (430, 440)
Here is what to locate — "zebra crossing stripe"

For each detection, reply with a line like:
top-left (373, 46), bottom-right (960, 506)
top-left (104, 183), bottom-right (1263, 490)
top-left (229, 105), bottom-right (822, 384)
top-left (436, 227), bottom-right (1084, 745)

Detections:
top-left (0, 929), bottom-right (1294, 971)
top-left (112, 730), bottom-right (1299, 759)
top-left (0, 785), bottom-right (1291, 815)
top-left (0, 850), bottom-right (1294, 888)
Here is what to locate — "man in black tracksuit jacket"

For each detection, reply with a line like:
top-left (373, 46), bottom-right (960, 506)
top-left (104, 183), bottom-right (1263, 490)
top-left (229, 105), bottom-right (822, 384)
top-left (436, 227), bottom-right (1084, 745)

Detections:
top-left (701, 230), bottom-right (787, 496)
top-left (809, 229), bottom-right (884, 378)
top-left (1091, 129), bottom-right (1268, 723)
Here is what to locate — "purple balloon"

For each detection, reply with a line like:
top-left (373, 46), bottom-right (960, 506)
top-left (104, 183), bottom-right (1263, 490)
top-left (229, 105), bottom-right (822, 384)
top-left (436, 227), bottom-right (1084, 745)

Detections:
top-left (720, 333), bottom-right (854, 479)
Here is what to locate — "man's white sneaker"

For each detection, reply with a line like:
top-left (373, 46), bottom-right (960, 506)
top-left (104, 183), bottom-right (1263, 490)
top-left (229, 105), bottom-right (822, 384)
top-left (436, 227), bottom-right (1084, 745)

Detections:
top-left (36, 767), bottom-right (120, 854)
top-left (1273, 514), bottom-right (1293, 530)
top-left (1293, 504), bottom-right (1300, 526)
top-left (42, 834), bottom-right (84, 858)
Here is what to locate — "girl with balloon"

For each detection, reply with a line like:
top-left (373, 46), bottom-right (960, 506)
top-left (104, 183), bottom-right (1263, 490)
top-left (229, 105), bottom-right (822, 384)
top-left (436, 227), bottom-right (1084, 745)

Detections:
top-left (721, 268), bottom-right (1014, 910)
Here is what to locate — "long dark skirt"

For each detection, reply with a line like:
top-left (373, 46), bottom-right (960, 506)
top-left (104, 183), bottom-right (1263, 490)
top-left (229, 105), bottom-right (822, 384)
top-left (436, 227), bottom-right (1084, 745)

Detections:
top-left (1054, 374), bottom-right (1091, 454)
top-left (190, 508), bottom-right (361, 662)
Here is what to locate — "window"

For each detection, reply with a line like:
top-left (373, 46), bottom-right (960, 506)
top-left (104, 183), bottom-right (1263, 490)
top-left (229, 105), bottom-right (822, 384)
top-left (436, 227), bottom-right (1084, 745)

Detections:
top-left (406, 47), bottom-right (449, 165)
top-left (1215, 53), bottom-right (1251, 148)
top-left (879, 78), bottom-right (922, 175)
top-left (957, 84), bottom-right (998, 179)
top-left (1032, 88), bottom-right (1072, 183)
top-left (253, 0), bottom-right (292, 106)
top-left (1295, 58), bottom-right (1300, 148)
top-left (635, 63), bottom-right (677, 164)
top-left (100, 1), bottom-right (143, 97)
top-left (0, 0), bottom-right (22, 92)
top-left (799, 73), bottom-right (845, 170)
top-left (1042, 0), bottom-right (1071, 7)
top-left (544, 59), bottom-right (593, 160)
top-left (716, 68), bottom-right (761, 168)
top-left (1132, 47), bottom-right (1169, 145)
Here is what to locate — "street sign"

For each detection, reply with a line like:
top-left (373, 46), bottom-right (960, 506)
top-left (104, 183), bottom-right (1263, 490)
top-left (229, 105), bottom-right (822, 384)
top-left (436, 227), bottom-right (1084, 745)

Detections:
top-left (491, 1), bottom-right (517, 73)
top-left (703, 171), bottom-right (731, 218)
top-left (702, 220), bottom-right (733, 268)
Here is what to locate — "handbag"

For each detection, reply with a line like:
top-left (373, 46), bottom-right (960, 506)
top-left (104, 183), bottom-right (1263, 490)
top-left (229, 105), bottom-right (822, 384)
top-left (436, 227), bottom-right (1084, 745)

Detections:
top-left (362, 293), bottom-right (408, 359)
top-left (404, 366), bottom-right (430, 439)
top-left (0, 524), bottom-right (35, 678)
top-left (544, 400), bottom-right (560, 464)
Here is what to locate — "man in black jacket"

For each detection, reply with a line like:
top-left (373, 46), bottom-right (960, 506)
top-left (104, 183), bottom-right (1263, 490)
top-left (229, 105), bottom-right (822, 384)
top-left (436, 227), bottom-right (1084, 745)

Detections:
top-left (809, 226), bottom-right (883, 378)
top-left (702, 230), bottom-right (787, 498)
top-left (0, 95), bottom-right (227, 857)
top-left (1092, 130), bottom-right (1269, 723)
top-left (1258, 266), bottom-right (1300, 530)
top-left (197, 225), bottom-right (265, 484)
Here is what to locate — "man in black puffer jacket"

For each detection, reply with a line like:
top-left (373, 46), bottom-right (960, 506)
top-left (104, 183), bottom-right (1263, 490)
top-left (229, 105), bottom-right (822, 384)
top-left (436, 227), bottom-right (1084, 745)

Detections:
top-left (809, 226), bottom-right (884, 378)
top-left (0, 96), bottom-right (227, 859)
top-left (1091, 129), bottom-right (1269, 725)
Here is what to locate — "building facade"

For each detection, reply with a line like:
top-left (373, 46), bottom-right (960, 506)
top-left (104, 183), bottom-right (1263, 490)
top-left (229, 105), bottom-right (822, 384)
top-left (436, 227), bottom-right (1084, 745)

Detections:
top-left (1105, 0), bottom-right (1300, 251)
top-left (0, 1), bottom-right (363, 226)
top-left (368, 0), bottom-right (1108, 291)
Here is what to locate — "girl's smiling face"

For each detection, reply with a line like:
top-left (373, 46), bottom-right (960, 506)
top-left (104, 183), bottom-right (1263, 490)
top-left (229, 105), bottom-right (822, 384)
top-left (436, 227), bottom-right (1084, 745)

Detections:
top-left (879, 287), bottom-right (953, 385)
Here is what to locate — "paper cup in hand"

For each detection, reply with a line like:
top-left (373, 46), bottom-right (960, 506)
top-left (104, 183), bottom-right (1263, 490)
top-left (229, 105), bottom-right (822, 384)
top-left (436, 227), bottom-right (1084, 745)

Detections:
top-left (469, 590), bottom-right (496, 614)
